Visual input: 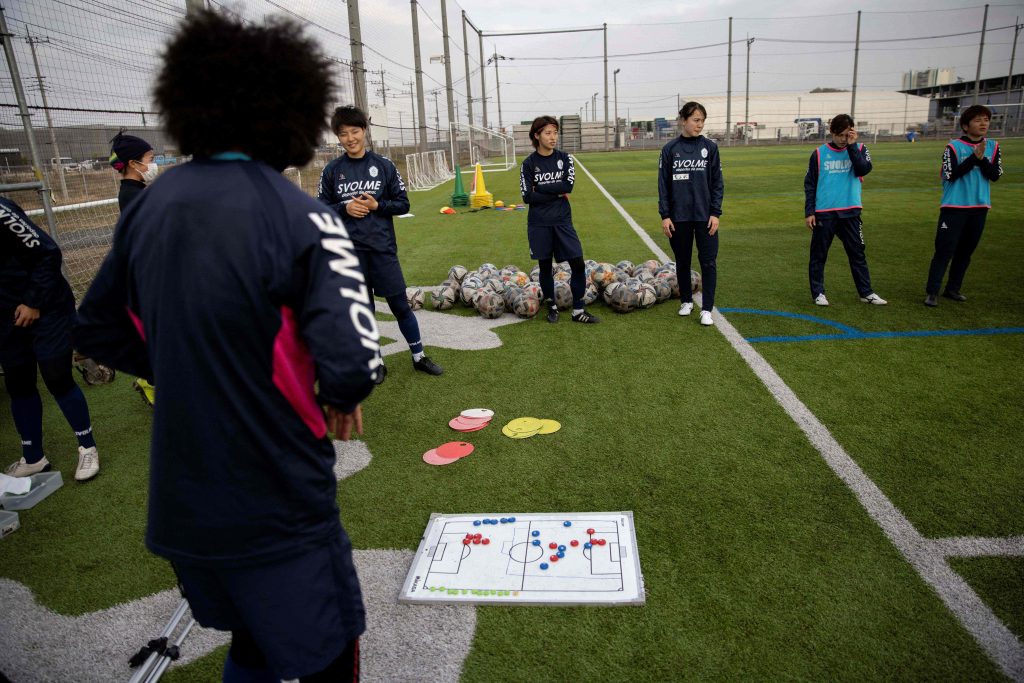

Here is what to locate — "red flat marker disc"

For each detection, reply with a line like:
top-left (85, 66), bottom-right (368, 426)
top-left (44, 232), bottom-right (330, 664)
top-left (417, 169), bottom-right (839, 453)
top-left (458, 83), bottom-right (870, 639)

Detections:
top-left (450, 423), bottom-right (489, 433)
top-left (449, 416), bottom-right (490, 429)
top-left (436, 441), bottom-right (474, 459)
top-left (422, 448), bottom-right (458, 466)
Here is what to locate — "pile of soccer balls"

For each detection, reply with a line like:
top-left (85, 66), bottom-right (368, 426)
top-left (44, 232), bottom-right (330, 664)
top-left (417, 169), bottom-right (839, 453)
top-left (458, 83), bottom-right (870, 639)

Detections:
top-left (412, 260), bottom-right (701, 319)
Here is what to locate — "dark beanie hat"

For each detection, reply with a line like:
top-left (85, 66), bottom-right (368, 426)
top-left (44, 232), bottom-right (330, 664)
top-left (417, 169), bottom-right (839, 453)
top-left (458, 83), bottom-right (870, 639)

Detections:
top-left (109, 131), bottom-right (153, 171)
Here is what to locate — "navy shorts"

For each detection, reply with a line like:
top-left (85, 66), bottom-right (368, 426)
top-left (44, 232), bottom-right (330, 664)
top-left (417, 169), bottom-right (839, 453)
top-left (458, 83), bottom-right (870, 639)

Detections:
top-left (172, 529), bottom-right (365, 680)
top-left (0, 301), bottom-right (74, 367)
top-left (356, 249), bottom-right (407, 298)
top-left (527, 223), bottom-right (584, 262)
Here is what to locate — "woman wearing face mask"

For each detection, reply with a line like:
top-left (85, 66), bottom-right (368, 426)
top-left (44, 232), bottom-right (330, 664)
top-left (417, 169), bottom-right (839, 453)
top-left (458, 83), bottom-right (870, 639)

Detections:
top-left (109, 131), bottom-right (157, 211)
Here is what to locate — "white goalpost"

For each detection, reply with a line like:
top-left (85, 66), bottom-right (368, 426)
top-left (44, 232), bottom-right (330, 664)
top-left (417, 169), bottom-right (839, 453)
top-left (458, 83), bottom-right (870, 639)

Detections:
top-left (449, 122), bottom-right (516, 175)
top-left (404, 149), bottom-right (455, 191)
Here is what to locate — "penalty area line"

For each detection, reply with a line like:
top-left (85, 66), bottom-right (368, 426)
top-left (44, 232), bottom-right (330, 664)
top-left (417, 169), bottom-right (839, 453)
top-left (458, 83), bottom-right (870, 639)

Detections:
top-left (572, 155), bottom-right (1024, 681)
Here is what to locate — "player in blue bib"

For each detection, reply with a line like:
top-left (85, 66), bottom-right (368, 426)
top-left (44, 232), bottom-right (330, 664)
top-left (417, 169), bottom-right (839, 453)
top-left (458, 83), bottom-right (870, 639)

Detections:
top-left (318, 106), bottom-right (444, 381)
top-left (520, 115), bottom-right (598, 324)
top-left (923, 104), bottom-right (1003, 306)
top-left (803, 114), bottom-right (886, 306)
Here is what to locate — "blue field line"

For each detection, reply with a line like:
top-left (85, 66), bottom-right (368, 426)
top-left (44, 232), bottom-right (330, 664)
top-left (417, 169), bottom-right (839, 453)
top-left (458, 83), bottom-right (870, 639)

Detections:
top-left (719, 308), bottom-right (1024, 344)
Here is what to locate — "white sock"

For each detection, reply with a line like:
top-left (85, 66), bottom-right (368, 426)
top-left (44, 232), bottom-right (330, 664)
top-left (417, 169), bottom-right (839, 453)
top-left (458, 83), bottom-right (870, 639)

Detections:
top-left (412, 351), bottom-right (425, 362)
top-left (572, 308), bottom-right (584, 317)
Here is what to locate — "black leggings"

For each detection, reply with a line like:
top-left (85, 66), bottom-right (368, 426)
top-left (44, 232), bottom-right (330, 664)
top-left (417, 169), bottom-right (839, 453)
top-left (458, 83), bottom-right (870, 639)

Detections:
top-left (2, 351), bottom-right (76, 399)
top-left (383, 293), bottom-right (413, 321)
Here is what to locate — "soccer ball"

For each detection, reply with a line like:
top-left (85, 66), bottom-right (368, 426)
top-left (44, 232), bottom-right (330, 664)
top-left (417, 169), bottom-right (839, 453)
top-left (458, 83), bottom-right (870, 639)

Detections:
top-left (590, 263), bottom-right (616, 289)
top-left (635, 283), bottom-right (657, 309)
top-left (509, 271), bottom-right (528, 287)
top-left (502, 285), bottom-right (522, 307)
top-left (512, 292), bottom-right (540, 318)
top-left (636, 269), bottom-right (655, 283)
top-left (553, 270), bottom-right (570, 283)
top-left (460, 278), bottom-right (482, 306)
top-left (639, 259), bottom-right (661, 274)
top-left (612, 267), bottom-right (629, 283)
top-left (448, 265), bottom-right (468, 283)
top-left (585, 258), bottom-right (598, 269)
top-left (690, 269), bottom-right (702, 293)
top-left (556, 261), bottom-right (571, 274)
top-left (608, 284), bottom-right (638, 313)
top-left (502, 263), bottom-right (519, 274)
top-left (522, 282), bottom-right (543, 301)
top-left (439, 278), bottom-right (461, 294)
top-left (529, 266), bottom-right (541, 282)
top-left (474, 290), bottom-right (505, 319)
top-left (615, 260), bottom-right (635, 276)
top-left (405, 287), bottom-right (424, 311)
top-left (479, 262), bottom-right (498, 277)
top-left (583, 282), bottom-right (599, 305)
top-left (650, 277), bottom-right (672, 303)
top-left (485, 277), bottom-right (506, 295)
top-left (432, 286), bottom-right (457, 310)
top-left (657, 271), bottom-right (680, 298)
top-left (602, 281), bottom-right (623, 305)
top-left (553, 281), bottom-right (573, 310)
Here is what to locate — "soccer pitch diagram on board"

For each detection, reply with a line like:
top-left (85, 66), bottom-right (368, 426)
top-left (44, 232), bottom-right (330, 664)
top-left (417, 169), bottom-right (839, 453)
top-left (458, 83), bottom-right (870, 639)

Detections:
top-left (400, 512), bottom-right (645, 605)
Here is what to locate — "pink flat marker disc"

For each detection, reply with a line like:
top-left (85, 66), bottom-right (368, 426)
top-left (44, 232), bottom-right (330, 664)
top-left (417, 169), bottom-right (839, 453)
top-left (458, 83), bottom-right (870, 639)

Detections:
top-left (451, 422), bottom-right (489, 433)
top-left (449, 416), bottom-right (490, 430)
top-left (436, 441), bottom-right (474, 459)
top-left (422, 448), bottom-right (458, 466)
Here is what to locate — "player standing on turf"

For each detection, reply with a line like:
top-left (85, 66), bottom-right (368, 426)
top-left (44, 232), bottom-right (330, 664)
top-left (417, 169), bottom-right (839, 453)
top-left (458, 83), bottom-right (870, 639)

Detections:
top-left (658, 101), bottom-right (724, 326)
top-left (2, 197), bottom-right (100, 482)
top-left (803, 114), bottom-right (887, 307)
top-left (318, 106), bottom-right (444, 383)
top-left (519, 115), bottom-right (599, 324)
top-left (923, 104), bottom-right (1003, 307)
top-left (74, 12), bottom-right (375, 681)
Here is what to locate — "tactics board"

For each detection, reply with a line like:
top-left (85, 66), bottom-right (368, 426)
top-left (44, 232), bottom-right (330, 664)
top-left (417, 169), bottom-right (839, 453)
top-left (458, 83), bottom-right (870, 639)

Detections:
top-left (399, 511), bottom-right (644, 605)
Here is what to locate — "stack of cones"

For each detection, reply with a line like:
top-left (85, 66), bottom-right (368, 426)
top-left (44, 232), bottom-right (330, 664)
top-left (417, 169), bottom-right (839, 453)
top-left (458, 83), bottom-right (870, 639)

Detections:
top-left (450, 165), bottom-right (469, 207)
top-left (469, 163), bottom-right (493, 208)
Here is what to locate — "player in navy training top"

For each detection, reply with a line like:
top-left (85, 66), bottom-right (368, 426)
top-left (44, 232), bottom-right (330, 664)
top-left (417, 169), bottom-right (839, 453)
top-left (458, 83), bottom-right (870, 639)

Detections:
top-left (803, 114), bottom-right (887, 306)
top-left (923, 104), bottom-right (1003, 307)
top-left (658, 102), bottom-right (723, 327)
top-left (74, 12), bottom-right (371, 681)
top-left (519, 115), bottom-right (598, 324)
top-left (318, 105), bottom-right (444, 382)
top-left (2, 197), bottom-right (100, 482)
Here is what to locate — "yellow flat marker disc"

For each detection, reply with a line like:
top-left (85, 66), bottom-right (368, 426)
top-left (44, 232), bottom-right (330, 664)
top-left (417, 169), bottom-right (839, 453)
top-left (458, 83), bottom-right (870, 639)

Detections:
top-left (536, 419), bottom-right (561, 435)
top-left (505, 417), bottom-right (544, 433)
top-left (502, 425), bottom-right (539, 439)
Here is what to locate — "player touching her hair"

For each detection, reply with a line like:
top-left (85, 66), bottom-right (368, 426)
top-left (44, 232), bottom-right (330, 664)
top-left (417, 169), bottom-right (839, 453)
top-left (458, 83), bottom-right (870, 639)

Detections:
top-left (519, 115), bottom-right (598, 324)
top-left (658, 101), bottom-right (723, 326)
top-left (803, 113), bottom-right (886, 306)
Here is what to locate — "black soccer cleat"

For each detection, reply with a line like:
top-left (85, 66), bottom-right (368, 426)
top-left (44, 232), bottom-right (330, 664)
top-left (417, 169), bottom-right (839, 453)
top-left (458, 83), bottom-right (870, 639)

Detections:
top-left (923, 294), bottom-right (938, 307)
top-left (546, 307), bottom-right (559, 324)
top-left (571, 310), bottom-right (600, 324)
top-left (373, 363), bottom-right (388, 385)
top-left (943, 289), bottom-right (967, 302)
top-left (413, 356), bottom-right (444, 376)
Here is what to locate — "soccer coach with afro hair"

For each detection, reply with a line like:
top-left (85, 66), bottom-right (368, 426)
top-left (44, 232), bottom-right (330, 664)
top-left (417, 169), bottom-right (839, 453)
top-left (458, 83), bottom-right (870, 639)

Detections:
top-left (74, 10), bottom-right (379, 682)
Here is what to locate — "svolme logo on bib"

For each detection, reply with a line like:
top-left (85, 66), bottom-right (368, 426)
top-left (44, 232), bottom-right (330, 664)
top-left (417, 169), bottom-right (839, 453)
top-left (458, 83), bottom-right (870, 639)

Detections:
top-left (557, 159), bottom-right (564, 170)
top-left (701, 148), bottom-right (708, 159)
top-left (369, 166), bottom-right (379, 178)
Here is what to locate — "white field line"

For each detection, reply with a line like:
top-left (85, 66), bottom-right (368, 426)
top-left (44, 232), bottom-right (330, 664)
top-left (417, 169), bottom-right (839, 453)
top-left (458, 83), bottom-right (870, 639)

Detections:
top-left (932, 536), bottom-right (1024, 558)
top-left (573, 156), bottom-right (1024, 681)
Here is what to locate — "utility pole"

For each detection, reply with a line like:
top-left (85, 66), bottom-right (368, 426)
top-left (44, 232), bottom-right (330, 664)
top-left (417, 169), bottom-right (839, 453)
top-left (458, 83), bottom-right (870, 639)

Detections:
top-left (745, 36), bottom-right (754, 145)
top-left (374, 68), bottom-right (387, 106)
top-left (26, 29), bottom-right (68, 200)
top-left (973, 4), bottom-right (989, 105)
top-left (0, 7), bottom-right (58, 237)
top-left (462, 11), bottom-right (473, 128)
top-left (1007, 19), bottom-right (1021, 133)
top-left (851, 10), bottom-right (861, 120)
top-left (488, 52), bottom-right (507, 131)
top-left (433, 90), bottom-right (441, 142)
top-left (410, 0), bottom-right (427, 151)
top-left (726, 17), bottom-right (733, 145)
top-left (613, 67), bottom-right (620, 148)
top-left (477, 28), bottom-right (488, 129)
top-left (184, 0), bottom-right (205, 14)
top-left (347, 0), bottom-right (368, 112)
top-left (439, 0), bottom-right (455, 129)
top-left (592, 92), bottom-right (597, 121)
top-left (603, 23), bottom-right (609, 150)
top-left (407, 81), bottom-right (417, 134)
top-left (398, 111), bottom-right (404, 147)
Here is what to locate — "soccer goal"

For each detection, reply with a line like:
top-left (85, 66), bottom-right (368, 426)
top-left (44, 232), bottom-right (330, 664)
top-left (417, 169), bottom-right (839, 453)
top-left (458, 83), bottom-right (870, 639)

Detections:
top-left (404, 149), bottom-right (454, 191)
top-left (449, 123), bottom-right (516, 175)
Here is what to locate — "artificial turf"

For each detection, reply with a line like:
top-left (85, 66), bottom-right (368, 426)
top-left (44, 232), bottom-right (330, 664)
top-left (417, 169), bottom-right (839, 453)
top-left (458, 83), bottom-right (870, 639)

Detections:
top-left (2, 140), bottom-right (1021, 681)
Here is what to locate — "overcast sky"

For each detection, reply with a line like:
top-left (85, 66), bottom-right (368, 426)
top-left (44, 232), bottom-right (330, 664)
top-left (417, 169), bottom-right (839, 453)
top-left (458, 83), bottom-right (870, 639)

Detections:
top-left (1, 0), bottom-right (1020, 132)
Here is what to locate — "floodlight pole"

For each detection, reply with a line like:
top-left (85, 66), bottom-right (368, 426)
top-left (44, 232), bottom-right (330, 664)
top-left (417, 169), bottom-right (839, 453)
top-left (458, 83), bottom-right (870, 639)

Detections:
top-left (347, 0), bottom-right (368, 113)
top-left (745, 36), bottom-right (754, 145)
top-left (592, 93), bottom-right (597, 121)
top-left (410, 0), bottom-right (428, 151)
top-left (462, 11), bottom-right (473, 127)
top-left (973, 4), bottom-right (989, 105)
top-left (613, 67), bottom-right (620, 149)
top-left (851, 10), bottom-right (861, 120)
top-left (725, 17), bottom-right (733, 145)
top-left (439, 0), bottom-right (455, 127)
top-left (603, 23), bottom-right (609, 150)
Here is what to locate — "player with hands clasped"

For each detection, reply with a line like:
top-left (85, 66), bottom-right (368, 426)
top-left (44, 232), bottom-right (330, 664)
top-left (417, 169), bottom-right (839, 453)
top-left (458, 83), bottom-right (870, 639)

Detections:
top-left (519, 115), bottom-right (599, 324)
top-left (658, 101), bottom-right (724, 326)
top-left (923, 104), bottom-right (1003, 307)
top-left (803, 114), bottom-right (886, 307)
top-left (318, 105), bottom-right (444, 382)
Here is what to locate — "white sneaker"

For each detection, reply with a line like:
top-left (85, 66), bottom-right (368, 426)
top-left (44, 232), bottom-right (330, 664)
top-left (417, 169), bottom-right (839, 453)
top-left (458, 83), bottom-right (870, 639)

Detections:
top-left (814, 293), bottom-right (829, 306)
top-left (75, 446), bottom-right (99, 481)
top-left (678, 302), bottom-right (693, 316)
top-left (5, 456), bottom-right (50, 477)
top-left (699, 310), bottom-right (714, 326)
top-left (860, 293), bottom-right (888, 305)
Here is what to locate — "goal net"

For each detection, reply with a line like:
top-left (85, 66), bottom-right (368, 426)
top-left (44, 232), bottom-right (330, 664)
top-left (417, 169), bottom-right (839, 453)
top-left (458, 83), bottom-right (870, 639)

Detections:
top-left (404, 149), bottom-right (454, 191)
top-left (449, 123), bottom-right (515, 174)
